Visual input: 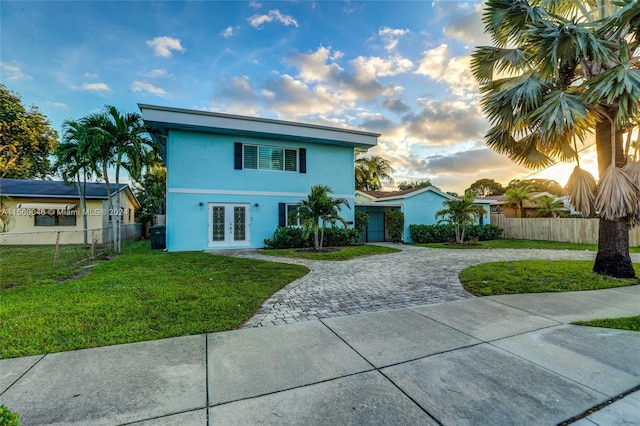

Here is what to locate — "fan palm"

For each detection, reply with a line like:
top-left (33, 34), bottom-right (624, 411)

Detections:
top-left (503, 185), bottom-right (533, 218)
top-left (355, 156), bottom-right (395, 191)
top-left (435, 191), bottom-right (487, 245)
top-left (297, 184), bottom-right (350, 250)
top-left (535, 195), bottom-right (567, 218)
top-left (471, 0), bottom-right (640, 277)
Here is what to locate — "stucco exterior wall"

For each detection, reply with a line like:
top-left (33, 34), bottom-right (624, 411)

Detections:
top-left (166, 130), bottom-right (356, 251)
top-left (1, 192), bottom-right (139, 245)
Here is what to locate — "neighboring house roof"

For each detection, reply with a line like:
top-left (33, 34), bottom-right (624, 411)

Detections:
top-left (357, 186), bottom-right (457, 202)
top-left (139, 104), bottom-right (380, 149)
top-left (0, 178), bottom-right (140, 207)
top-left (478, 192), bottom-right (562, 206)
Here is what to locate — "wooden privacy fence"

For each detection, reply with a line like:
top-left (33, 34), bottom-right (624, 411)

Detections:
top-left (490, 214), bottom-right (640, 246)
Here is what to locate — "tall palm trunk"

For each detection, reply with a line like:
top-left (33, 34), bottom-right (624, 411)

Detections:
top-left (114, 153), bottom-right (122, 255)
top-left (102, 163), bottom-right (117, 253)
top-left (593, 118), bottom-right (635, 277)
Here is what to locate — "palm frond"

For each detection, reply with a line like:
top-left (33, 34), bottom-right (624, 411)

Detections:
top-left (471, 46), bottom-right (529, 83)
top-left (594, 164), bottom-right (640, 222)
top-left (564, 165), bottom-right (597, 216)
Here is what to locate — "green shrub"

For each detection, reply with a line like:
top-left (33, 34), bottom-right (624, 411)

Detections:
top-left (385, 210), bottom-right (405, 243)
top-left (355, 211), bottom-right (369, 233)
top-left (0, 405), bottom-right (21, 426)
top-left (264, 226), bottom-right (361, 249)
top-left (409, 224), bottom-right (503, 243)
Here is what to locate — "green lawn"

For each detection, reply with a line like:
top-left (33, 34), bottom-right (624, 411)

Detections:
top-left (573, 315), bottom-right (640, 332)
top-left (0, 241), bottom-right (308, 359)
top-left (459, 260), bottom-right (639, 296)
top-left (0, 244), bottom-right (104, 289)
top-left (261, 244), bottom-right (401, 260)
top-left (417, 238), bottom-right (640, 252)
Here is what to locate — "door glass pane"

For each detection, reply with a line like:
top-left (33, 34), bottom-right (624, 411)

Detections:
top-left (212, 206), bottom-right (225, 242)
top-left (233, 206), bottom-right (246, 241)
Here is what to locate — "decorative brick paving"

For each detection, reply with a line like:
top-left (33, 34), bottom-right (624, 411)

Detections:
top-left (216, 244), bottom-right (633, 328)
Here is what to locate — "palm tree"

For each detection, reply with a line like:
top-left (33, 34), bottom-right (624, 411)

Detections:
top-left (471, 0), bottom-right (640, 277)
top-left (355, 156), bottom-right (395, 191)
top-left (298, 184), bottom-right (350, 250)
top-left (435, 191), bottom-right (486, 245)
top-left (503, 185), bottom-right (533, 218)
top-left (55, 120), bottom-right (100, 248)
top-left (84, 106), bottom-right (157, 254)
top-left (535, 196), bottom-right (567, 218)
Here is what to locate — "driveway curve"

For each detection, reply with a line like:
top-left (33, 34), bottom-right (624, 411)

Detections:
top-left (218, 244), bottom-right (639, 328)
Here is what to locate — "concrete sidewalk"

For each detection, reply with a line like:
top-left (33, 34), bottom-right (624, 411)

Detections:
top-left (1, 286), bottom-right (639, 425)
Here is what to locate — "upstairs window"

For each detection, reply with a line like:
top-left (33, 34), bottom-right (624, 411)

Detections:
top-left (239, 143), bottom-right (300, 172)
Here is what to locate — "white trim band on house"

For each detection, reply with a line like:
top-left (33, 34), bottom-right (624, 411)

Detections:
top-left (168, 188), bottom-right (354, 199)
top-left (17, 202), bottom-right (77, 211)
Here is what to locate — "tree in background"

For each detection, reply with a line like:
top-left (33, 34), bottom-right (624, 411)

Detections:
top-left (435, 191), bottom-right (487, 245)
top-left (135, 162), bottom-right (167, 228)
top-left (503, 186), bottom-right (533, 218)
top-left (298, 184), bottom-right (350, 251)
top-left (397, 179), bottom-right (437, 191)
top-left (84, 105), bottom-right (158, 255)
top-left (467, 178), bottom-right (505, 197)
top-left (0, 84), bottom-right (58, 179)
top-left (55, 120), bottom-right (101, 248)
top-left (535, 195), bottom-right (567, 218)
top-left (355, 156), bottom-right (395, 191)
top-left (471, 0), bottom-right (640, 277)
top-left (506, 178), bottom-right (563, 197)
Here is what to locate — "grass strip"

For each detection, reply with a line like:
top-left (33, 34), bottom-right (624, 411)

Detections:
top-left (573, 315), bottom-right (640, 332)
top-left (417, 238), bottom-right (640, 252)
top-left (261, 244), bottom-right (401, 260)
top-left (459, 260), bottom-right (639, 296)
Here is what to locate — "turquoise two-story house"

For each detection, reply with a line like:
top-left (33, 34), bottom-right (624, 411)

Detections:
top-left (139, 105), bottom-right (379, 251)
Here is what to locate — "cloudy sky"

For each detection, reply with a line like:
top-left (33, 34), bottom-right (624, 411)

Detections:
top-left (1, 0), bottom-right (598, 193)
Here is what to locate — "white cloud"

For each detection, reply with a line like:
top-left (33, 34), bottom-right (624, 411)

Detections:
top-left (140, 68), bottom-right (170, 78)
top-left (83, 72), bottom-right (99, 78)
top-left (415, 44), bottom-right (448, 79)
top-left (442, 3), bottom-right (491, 46)
top-left (440, 55), bottom-right (479, 97)
top-left (0, 62), bottom-right (29, 81)
top-left (146, 36), bottom-right (186, 57)
top-left (248, 10), bottom-right (298, 28)
top-left (378, 26), bottom-right (410, 52)
top-left (82, 82), bottom-right (111, 92)
top-left (290, 46), bottom-right (344, 83)
top-left (46, 101), bottom-right (68, 108)
top-left (351, 55), bottom-right (414, 77)
top-left (221, 26), bottom-right (237, 38)
top-left (131, 81), bottom-right (169, 97)
top-left (249, 0), bottom-right (261, 9)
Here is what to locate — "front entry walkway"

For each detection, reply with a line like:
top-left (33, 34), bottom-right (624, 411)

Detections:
top-left (219, 244), bottom-right (629, 328)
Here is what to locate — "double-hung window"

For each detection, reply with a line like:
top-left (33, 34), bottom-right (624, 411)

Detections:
top-left (236, 143), bottom-right (305, 173)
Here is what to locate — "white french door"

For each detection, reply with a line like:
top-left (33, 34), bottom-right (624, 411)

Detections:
top-left (208, 203), bottom-right (250, 247)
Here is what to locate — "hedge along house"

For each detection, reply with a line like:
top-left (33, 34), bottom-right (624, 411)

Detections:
top-left (355, 187), bottom-right (492, 243)
top-left (139, 104), bottom-right (379, 251)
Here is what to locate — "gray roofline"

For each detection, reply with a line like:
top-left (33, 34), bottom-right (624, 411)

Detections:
top-left (139, 104), bottom-right (380, 149)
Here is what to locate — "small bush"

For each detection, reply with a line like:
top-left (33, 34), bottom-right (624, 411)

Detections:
top-left (0, 405), bottom-right (21, 426)
top-left (264, 226), bottom-right (361, 249)
top-left (385, 210), bottom-right (404, 243)
top-left (409, 224), bottom-right (503, 244)
top-left (355, 211), bottom-right (369, 233)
